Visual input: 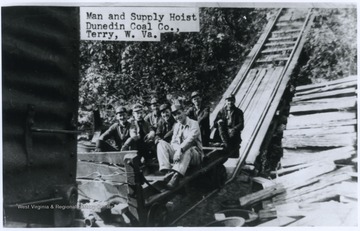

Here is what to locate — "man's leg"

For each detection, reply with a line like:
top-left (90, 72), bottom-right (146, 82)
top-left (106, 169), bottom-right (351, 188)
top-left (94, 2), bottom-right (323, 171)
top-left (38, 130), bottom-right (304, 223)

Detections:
top-left (157, 140), bottom-right (175, 172)
top-left (218, 123), bottom-right (230, 147)
top-left (172, 146), bottom-right (201, 176)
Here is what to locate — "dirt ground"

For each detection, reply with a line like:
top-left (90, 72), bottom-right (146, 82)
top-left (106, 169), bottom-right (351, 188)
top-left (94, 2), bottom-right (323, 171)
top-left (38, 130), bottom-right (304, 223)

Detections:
top-left (171, 170), bottom-right (255, 227)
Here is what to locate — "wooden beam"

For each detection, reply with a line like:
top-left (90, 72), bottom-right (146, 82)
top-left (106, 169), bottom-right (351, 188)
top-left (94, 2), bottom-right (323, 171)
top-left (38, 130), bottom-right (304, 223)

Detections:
top-left (275, 162), bottom-right (336, 188)
top-left (282, 132), bottom-right (357, 148)
top-left (280, 146), bottom-right (355, 167)
top-left (289, 96), bottom-right (356, 114)
top-left (239, 184), bottom-right (286, 207)
top-left (295, 75), bottom-right (357, 92)
top-left (272, 167), bottom-right (353, 205)
top-left (77, 179), bottom-right (128, 203)
top-left (77, 161), bottom-right (126, 182)
top-left (209, 9), bottom-right (283, 127)
top-left (292, 87), bottom-right (356, 102)
top-left (78, 151), bottom-right (137, 165)
top-left (286, 111), bottom-right (356, 130)
top-left (283, 125), bottom-right (355, 137)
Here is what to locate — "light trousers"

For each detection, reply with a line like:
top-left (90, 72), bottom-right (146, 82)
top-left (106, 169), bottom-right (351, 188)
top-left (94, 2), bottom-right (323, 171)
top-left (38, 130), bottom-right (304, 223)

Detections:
top-left (156, 140), bottom-right (202, 176)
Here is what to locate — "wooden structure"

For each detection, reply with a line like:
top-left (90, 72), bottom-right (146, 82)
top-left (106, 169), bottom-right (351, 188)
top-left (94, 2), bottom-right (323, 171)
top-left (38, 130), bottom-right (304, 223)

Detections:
top-left (76, 146), bottom-right (233, 226)
top-left (237, 77), bottom-right (357, 226)
top-left (209, 8), bottom-right (315, 180)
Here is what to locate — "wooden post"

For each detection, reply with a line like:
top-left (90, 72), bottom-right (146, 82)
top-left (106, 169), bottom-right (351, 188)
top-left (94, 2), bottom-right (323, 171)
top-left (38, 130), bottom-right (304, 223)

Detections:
top-left (124, 152), bottom-right (147, 226)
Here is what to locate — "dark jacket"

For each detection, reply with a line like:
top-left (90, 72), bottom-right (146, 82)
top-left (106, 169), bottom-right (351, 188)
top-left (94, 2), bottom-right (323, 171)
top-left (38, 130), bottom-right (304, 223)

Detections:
top-left (215, 105), bottom-right (244, 144)
top-left (97, 121), bottom-right (130, 150)
top-left (186, 105), bottom-right (210, 146)
top-left (155, 116), bottom-right (176, 143)
top-left (144, 111), bottom-right (161, 130)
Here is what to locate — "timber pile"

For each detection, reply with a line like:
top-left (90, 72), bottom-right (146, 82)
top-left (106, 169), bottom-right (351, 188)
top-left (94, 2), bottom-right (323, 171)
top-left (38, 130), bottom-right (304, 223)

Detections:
top-left (75, 151), bottom-right (134, 226)
top-left (239, 76), bottom-right (358, 226)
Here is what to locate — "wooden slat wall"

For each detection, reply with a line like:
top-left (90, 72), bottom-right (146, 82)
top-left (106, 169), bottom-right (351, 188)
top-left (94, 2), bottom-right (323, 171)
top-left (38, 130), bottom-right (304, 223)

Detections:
top-left (244, 76), bottom-right (358, 227)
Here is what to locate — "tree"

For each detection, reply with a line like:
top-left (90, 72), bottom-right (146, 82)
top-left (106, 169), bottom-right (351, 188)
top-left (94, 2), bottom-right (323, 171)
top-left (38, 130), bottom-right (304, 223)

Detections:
top-left (79, 8), bottom-right (268, 129)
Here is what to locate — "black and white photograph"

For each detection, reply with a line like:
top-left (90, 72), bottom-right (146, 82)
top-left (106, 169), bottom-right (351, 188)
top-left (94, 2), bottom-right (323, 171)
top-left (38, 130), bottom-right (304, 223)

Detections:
top-left (1, 0), bottom-right (358, 228)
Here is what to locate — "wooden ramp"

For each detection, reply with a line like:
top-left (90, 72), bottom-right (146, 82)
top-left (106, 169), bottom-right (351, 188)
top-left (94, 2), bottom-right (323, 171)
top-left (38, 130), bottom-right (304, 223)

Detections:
top-left (209, 8), bottom-right (315, 179)
top-left (239, 77), bottom-right (357, 227)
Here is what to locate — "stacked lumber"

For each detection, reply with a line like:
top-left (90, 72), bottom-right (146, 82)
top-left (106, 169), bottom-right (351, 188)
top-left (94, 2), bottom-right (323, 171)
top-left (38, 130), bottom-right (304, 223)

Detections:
top-left (238, 76), bottom-right (358, 226)
top-left (76, 151), bottom-right (135, 226)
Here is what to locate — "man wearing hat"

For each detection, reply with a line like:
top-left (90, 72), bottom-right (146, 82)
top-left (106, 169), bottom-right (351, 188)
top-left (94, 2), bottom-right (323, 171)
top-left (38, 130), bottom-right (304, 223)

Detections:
top-left (214, 94), bottom-right (244, 156)
top-left (186, 91), bottom-right (210, 146)
top-left (155, 103), bottom-right (176, 144)
top-left (122, 103), bottom-right (155, 159)
top-left (95, 106), bottom-right (131, 152)
top-left (144, 97), bottom-right (161, 131)
top-left (157, 104), bottom-right (204, 189)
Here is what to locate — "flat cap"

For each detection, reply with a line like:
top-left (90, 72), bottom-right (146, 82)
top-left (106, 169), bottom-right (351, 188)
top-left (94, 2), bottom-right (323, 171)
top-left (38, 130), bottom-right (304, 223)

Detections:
top-left (115, 106), bottom-right (127, 114)
top-left (171, 104), bottom-right (183, 113)
top-left (225, 93), bottom-right (235, 102)
top-left (191, 91), bottom-right (201, 99)
top-left (159, 103), bottom-right (170, 112)
top-left (132, 103), bottom-right (143, 112)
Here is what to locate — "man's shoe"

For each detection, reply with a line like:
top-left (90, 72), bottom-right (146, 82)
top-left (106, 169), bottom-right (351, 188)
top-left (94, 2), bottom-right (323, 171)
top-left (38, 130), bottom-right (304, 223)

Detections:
top-left (163, 171), bottom-right (175, 182)
top-left (166, 173), bottom-right (181, 189)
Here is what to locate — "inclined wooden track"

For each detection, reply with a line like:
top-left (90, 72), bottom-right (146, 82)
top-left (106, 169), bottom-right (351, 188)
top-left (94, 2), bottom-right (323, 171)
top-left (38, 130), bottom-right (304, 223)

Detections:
top-left (209, 8), bottom-right (315, 182)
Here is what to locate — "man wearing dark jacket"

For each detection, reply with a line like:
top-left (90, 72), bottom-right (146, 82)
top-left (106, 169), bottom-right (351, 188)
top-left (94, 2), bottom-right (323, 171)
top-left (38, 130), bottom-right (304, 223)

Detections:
top-left (95, 106), bottom-right (130, 152)
top-left (122, 103), bottom-right (155, 159)
top-left (214, 94), bottom-right (244, 153)
top-left (186, 91), bottom-right (210, 146)
top-left (155, 103), bottom-right (176, 144)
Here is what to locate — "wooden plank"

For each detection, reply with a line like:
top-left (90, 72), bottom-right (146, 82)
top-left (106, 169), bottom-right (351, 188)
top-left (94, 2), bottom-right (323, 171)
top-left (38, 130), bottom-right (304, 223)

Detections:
top-left (270, 162), bottom-right (314, 176)
top-left (77, 179), bottom-right (128, 203)
top-left (283, 125), bottom-right (355, 137)
top-left (275, 162), bottom-right (336, 188)
top-left (272, 29), bottom-right (301, 34)
top-left (209, 9), bottom-right (282, 126)
top-left (244, 12), bottom-right (314, 165)
top-left (240, 67), bottom-right (284, 164)
top-left (268, 36), bottom-right (298, 41)
top-left (77, 161), bottom-right (126, 182)
top-left (261, 47), bottom-right (294, 54)
top-left (257, 217), bottom-right (296, 227)
top-left (295, 80), bottom-right (357, 97)
top-left (282, 132), bottom-right (357, 148)
top-left (286, 111), bottom-right (356, 130)
top-left (253, 176), bottom-right (276, 189)
top-left (239, 68), bottom-right (270, 110)
top-left (295, 75), bottom-right (357, 92)
top-left (290, 96), bottom-right (357, 106)
top-left (264, 41), bottom-right (296, 47)
top-left (239, 184), bottom-right (286, 207)
top-left (280, 146), bottom-right (355, 167)
top-left (256, 57), bottom-right (289, 63)
top-left (292, 87), bottom-right (356, 102)
top-left (272, 167), bottom-right (353, 205)
top-left (78, 151), bottom-right (137, 165)
top-left (336, 181), bottom-right (357, 200)
top-left (289, 96), bottom-right (356, 114)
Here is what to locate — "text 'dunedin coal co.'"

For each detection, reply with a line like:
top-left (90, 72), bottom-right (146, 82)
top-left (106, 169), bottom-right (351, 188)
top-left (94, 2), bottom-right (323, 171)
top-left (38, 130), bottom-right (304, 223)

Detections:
top-left (80, 7), bottom-right (200, 41)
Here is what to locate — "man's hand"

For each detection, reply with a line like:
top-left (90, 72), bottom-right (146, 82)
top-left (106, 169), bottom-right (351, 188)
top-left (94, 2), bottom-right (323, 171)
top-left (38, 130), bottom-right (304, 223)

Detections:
top-left (94, 148), bottom-right (101, 152)
top-left (144, 131), bottom-right (155, 143)
top-left (173, 148), bottom-right (182, 163)
top-left (228, 128), bottom-right (235, 137)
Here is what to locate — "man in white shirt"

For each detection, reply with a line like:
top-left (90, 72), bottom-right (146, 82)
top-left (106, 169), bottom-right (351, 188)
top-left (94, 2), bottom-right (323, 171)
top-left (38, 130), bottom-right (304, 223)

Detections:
top-left (156, 104), bottom-right (204, 189)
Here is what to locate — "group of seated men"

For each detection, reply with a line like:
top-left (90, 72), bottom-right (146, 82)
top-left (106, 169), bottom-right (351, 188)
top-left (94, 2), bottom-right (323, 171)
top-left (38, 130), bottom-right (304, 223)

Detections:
top-left (95, 91), bottom-right (244, 189)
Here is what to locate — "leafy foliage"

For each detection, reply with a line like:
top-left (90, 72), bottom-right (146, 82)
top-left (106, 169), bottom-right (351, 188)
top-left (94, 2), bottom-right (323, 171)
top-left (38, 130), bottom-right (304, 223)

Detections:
top-left (79, 8), bottom-right (269, 128)
top-left (296, 8), bottom-right (357, 85)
